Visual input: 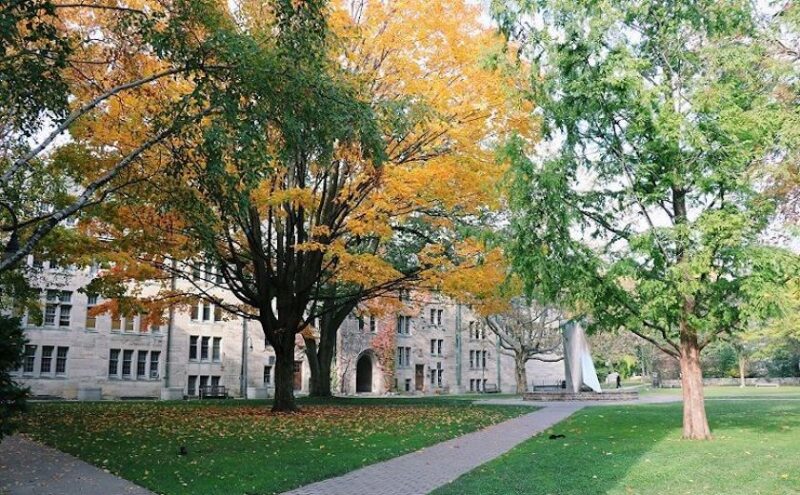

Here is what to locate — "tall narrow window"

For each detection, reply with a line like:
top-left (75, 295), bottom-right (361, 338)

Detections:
top-left (437, 310), bottom-right (443, 326)
top-left (86, 294), bottom-right (98, 330)
top-left (191, 304), bottom-right (199, 321)
top-left (430, 339), bottom-right (436, 355)
top-left (199, 375), bottom-right (209, 392)
top-left (358, 317), bottom-right (365, 332)
top-left (369, 316), bottom-right (376, 333)
top-left (430, 309), bottom-right (436, 324)
top-left (122, 350), bottom-right (133, 378)
top-left (23, 345), bottom-right (36, 373)
top-left (149, 351), bottom-right (160, 379)
top-left (136, 351), bottom-right (147, 378)
top-left (111, 315), bottom-right (121, 331)
top-left (201, 336), bottom-right (210, 360)
top-left (202, 303), bottom-right (211, 321)
top-left (210, 376), bottom-right (220, 387)
top-left (40, 346), bottom-right (53, 373)
top-left (187, 375), bottom-right (197, 395)
top-left (124, 315), bottom-right (135, 332)
top-left (263, 366), bottom-right (272, 385)
top-left (437, 339), bottom-right (443, 356)
top-left (55, 347), bottom-right (68, 375)
top-left (212, 337), bottom-right (221, 362)
top-left (108, 349), bottom-right (120, 377)
top-left (189, 336), bottom-right (198, 360)
top-left (214, 305), bottom-right (222, 322)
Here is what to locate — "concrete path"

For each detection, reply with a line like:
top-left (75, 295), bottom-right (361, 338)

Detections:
top-left (0, 435), bottom-right (154, 495)
top-left (281, 403), bottom-right (585, 495)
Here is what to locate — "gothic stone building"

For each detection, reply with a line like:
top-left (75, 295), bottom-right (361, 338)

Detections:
top-left (12, 259), bottom-right (564, 399)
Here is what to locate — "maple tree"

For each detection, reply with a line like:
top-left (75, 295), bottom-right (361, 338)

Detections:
top-left (0, 0), bottom-right (235, 276)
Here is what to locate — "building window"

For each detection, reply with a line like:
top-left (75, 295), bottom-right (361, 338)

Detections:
top-left (23, 345), bottom-right (36, 373)
top-left (86, 294), bottom-right (98, 330)
top-left (212, 337), bottom-right (221, 362)
top-left (200, 336), bottom-right (210, 360)
top-left (189, 336), bottom-right (198, 360)
top-left (211, 376), bottom-right (220, 387)
top-left (437, 339), bottom-right (443, 356)
top-left (430, 309), bottom-right (436, 324)
top-left (396, 315), bottom-right (410, 335)
top-left (369, 316), bottom-right (376, 333)
top-left (437, 363), bottom-right (443, 387)
top-left (188, 375), bottom-right (197, 396)
top-left (358, 317), bottom-right (365, 332)
top-left (149, 351), bottom-right (160, 379)
top-left (122, 350), bottom-right (133, 378)
top-left (137, 351), bottom-right (147, 378)
top-left (396, 346), bottom-right (412, 367)
top-left (111, 315), bottom-right (122, 331)
top-left (109, 349), bottom-right (120, 377)
top-left (430, 368), bottom-right (436, 385)
top-left (482, 350), bottom-right (487, 369)
top-left (199, 375), bottom-right (209, 392)
top-left (191, 303), bottom-right (199, 321)
top-left (214, 305), bottom-right (223, 322)
top-left (398, 289), bottom-right (410, 302)
top-left (469, 350), bottom-right (475, 369)
top-left (124, 315), bottom-right (135, 332)
top-left (55, 347), bottom-right (68, 375)
top-left (263, 365), bottom-right (272, 385)
top-left (202, 303), bottom-right (211, 321)
top-left (40, 346), bottom-right (53, 374)
top-left (430, 339), bottom-right (436, 355)
top-left (43, 290), bottom-right (72, 327)
top-left (437, 309), bottom-right (443, 326)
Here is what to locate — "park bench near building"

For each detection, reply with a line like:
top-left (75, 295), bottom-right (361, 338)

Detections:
top-left (482, 383), bottom-right (500, 394)
top-left (199, 385), bottom-right (229, 399)
top-left (532, 380), bottom-right (566, 392)
top-left (754, 381), bottom-right (780, 388)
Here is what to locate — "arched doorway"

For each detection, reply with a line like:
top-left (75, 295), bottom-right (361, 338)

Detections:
top-left (356, 354), bottom-right (372, 393)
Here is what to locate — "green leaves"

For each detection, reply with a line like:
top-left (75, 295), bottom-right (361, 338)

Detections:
top-left (498, 0), bottom-right (800, 350)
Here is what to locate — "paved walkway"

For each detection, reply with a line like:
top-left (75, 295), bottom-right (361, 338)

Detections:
top-left (0, 435), bottom-right (154, 495)
top-left (281, 403), bottom-right (584, 495)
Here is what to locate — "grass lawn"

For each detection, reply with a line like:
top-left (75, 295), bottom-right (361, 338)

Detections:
top-left (19, 397), bottom-right (532, 495)
top-left (642, 385), bottom-right (800, 398)
top-left (433, 400), bottom-right (800, 495)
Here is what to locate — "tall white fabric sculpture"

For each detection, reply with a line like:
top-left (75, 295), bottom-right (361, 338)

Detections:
top-left (562, 321), bottom-right (602, 393)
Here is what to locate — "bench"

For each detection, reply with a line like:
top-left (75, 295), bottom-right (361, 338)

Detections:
top-left (533, 381), bottom-right (566, 392)
top-left (482, 384), bottom-right (500, 394)
top-left (199, 385), bottom-right (229, 399)
top-left (754, 382), bottom-right (780, 388)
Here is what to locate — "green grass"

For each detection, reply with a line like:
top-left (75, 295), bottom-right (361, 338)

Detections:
top-left (642, 385), bottom-right (800, 398)
top-left (19, 397), bottom-right (532, 495)
top-left (433, 400), bottom-right (800, 495)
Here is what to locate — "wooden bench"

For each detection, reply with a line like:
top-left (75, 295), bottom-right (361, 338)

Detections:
top-left (199, 385), bottom-right (228, 399)
top-left (483, 384), bottom-right (500, 394)
top-left (754, 382), bottom-right (780, 388)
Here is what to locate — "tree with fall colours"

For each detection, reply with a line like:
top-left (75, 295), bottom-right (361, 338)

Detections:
top-left (0, 0), bottom-right (229, 275)
top-left (495, 0), bottom-right (800, 439)
top-left (300, 0), bottom-right (533, 397)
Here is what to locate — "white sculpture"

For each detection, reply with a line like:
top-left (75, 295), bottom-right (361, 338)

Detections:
top-left (562, 321), bottom-right (602, 393)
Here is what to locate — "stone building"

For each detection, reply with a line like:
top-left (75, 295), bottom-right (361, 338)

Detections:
top-left (12, 259), bottom-right (564, 399)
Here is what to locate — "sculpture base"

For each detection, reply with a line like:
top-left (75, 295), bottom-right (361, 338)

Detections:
top-left (524, 390), bottom-right (639, 401)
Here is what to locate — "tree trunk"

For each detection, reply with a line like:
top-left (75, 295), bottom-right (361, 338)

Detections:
top-left (272, 334), bottom-right (298, 412)
top-left (738, 356), bottom-right (747, 388)
top-left (679, 332), bottom-right (711, 440)
top-left (515, 355), bottom-right (528, 394)
top-left (305, 336), bottom-right (334, 397)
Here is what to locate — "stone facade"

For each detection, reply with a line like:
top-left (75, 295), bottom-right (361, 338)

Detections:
top-left (13, 261), bottom-right (564, 399)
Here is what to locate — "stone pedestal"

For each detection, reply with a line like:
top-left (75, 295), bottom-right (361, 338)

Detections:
top-left (160, 387), bottom-right (184, 400)
top-left (77, 387), bottom-right (102, 401)
top-left (247, 387), bottom-right (269, 399)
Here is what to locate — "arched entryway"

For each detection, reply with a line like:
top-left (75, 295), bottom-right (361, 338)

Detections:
top-left (356, 354), bottom-right (373, 393)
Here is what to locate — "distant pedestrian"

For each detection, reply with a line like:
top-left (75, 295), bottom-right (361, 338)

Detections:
top-left (616, 374), bottom-right (621, 389)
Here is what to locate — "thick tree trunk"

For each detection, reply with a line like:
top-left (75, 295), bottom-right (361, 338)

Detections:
top-left (515, 356), bottom-right (528, 394)
top-left (679, 332), bottom-right (711, 440)
top-left (305, 302), bottom-right (354, 398)
top-left (272, 334), bottom-right (298, 412)
top-left (305, 337), bottom-right (333, 397)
